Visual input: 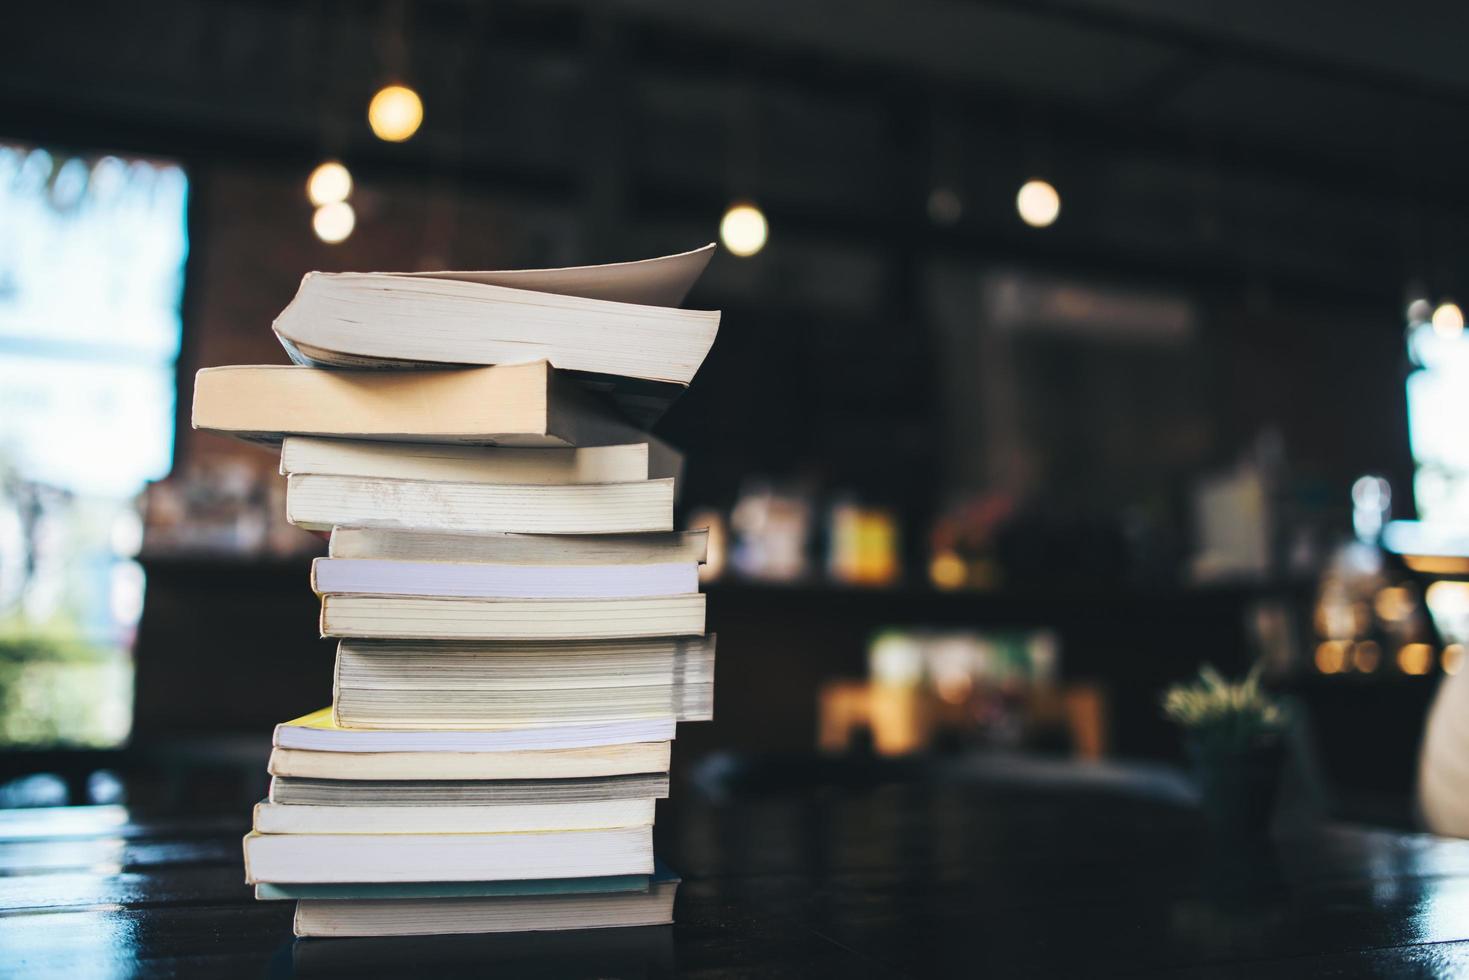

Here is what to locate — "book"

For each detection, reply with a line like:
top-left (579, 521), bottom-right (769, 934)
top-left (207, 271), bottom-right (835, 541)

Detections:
top-left (281, 436), bottom-right (681, 486)
top-left (256, 875), bottom-right (652, 901)
top-left (287, 474), bottom-right (674, 535)
top-left (336, 636), bottom-right (713, 688)
top-left (271, 708), bottom-right (676, 753)
top-left (220, 244), bottom-right (719, 936)
top-left (310, 558), bottom-right (699, 599)
top-left (291, 873), bottom-right (679, 938)
top-left (335, 683), bottom-right (712, 729)
top-left (267, 742), bottom-right (671, 781)
top-left (328, 526), bottom-right (709, 566)
top-left (332, 636), bottom-right (715, 729)
top-left (267, 774), bottom-right (670, 806)
top-left (193, 361), bottom-right (651, 447)
top-left (272, 246), bottom-right (719, 386)
top-left (242, 825), bottom-right (653, 883)
top-left (357, 246), bottom-right (710, 306)
top-left (252, 797), bottom-right (656, 834)
top-left (319, 593), bottom-right (706, 642)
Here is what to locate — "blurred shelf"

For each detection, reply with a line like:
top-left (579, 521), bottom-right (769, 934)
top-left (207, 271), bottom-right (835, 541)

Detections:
top-left (141, 552), bottom-right (1310, 605)
top-left (703, 576), bottom-right (1315, 610)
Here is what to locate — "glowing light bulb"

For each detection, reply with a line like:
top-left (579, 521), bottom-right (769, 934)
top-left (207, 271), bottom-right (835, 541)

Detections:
top-left (312, 201), bottom-right (355, 243)
top-left (720, 202), bottom-right (768, 257)
top-left (1016, 179), bottom-right (1060, 228)
top-left (1432, 302), bottom-right (1463, 339)
top-left (306, 161), bottom-right (353, 206)
top-left (368, 84), bottom-right (423, 142)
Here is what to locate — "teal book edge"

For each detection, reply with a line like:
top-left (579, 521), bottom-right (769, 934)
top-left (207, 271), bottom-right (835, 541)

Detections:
top-left (256, 874), bottom-right (651, 902)
top-left (652, 859), bottom-right (680, 886)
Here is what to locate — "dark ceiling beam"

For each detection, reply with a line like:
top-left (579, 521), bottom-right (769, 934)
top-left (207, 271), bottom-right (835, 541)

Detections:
top-left (975, 0), bottom-right (1469, 109)
top-left (621, 15), bottom-right (1469, 217)
top-left (1119, 54), bottom-right (1217, 113)
top-left (3, 0), bottom-right (1462, 214)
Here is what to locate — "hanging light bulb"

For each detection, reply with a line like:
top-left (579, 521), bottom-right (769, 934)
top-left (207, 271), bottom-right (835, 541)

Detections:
top-left (720, 202), bottom-right (767, 258)
top-left (368, 84), bottom-right (423, 142)
top-left (1016, 179), bottom-right (1060, 228)
top-left (313, 201), bottom-right (356, 243)
top-left (306, 161), bottom-right (353, 206)
top-left (1432, 301), bottom-right (1464, 340)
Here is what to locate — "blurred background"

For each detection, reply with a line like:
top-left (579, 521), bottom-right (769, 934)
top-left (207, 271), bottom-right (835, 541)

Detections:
top-left (3, 0), bottom-right (1468, 828)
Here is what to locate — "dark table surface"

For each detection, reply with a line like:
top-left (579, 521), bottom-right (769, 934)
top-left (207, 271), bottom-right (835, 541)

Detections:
top-left (5, 755), bottom-right (1469, 978)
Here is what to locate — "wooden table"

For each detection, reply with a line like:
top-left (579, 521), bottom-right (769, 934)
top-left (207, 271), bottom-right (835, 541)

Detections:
top-left (4, 758), bottom-right (1469, 977)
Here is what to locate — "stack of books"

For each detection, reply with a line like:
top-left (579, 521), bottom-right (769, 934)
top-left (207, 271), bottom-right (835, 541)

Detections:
top-left (192, 245), bottom-right (721, 938)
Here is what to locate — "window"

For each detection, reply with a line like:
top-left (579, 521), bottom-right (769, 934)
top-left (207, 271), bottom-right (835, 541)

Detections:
top-left (0, 142), bottom-right (188, 746)
top-left (1406, 317), bottom-right (1469, 526)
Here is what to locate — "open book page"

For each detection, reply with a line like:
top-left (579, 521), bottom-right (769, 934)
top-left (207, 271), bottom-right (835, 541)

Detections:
top-left (399, 244), bottom-right (716, 308)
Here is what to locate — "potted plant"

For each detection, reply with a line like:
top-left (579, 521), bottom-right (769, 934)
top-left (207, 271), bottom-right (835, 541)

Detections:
top-left (1164, 664), bottom-right (1289, 842)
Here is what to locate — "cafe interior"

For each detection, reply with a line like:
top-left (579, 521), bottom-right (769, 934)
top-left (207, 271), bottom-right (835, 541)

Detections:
top-left (6, 1), bottom-right (1469, 975)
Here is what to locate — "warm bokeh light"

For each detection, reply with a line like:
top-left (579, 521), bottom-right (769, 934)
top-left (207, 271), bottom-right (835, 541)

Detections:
top-left (1397, 642), bottom-right (1434, 676)
top-left (1373, 586), bottom-right (1415, 623)
top-left (1351, 640), bottom-right (1381, 673)
top-left (1016, 179), bottom-right (1060, 228)
top-left (1315, 640), bottom-right (1348, 674)
top-left (368, 84), bottom-right (423, 142)
top-left (1405, 554), bottom-right (1469, 575)
top-left (306, 161), bottom-right (353, 206)
top-left (312, 201), bottom-right (355, 243)
top-left (1444, 644), bottom-right (1465, 676)
top-left (934, 672), bottom-right (973, 705)
top-left (1432, 302), bottom-right (1464, 340)
top-left (720, 202), bottom-right (768, 257)
top-left (929, 551), bottom-right (967, 590)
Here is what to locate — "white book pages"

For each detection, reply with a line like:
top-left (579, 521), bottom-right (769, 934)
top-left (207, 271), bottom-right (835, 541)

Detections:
top-left (311, 559), bottom-right (699, 599)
